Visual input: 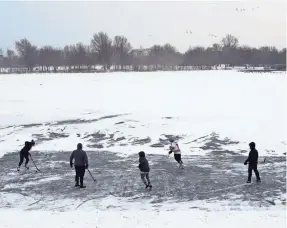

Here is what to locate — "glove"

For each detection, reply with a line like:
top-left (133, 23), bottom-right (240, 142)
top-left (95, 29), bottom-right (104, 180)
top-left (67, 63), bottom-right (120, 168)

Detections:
top-left (70, 162), bottom-right (73, 168)
top-left (85, 164), bottom-right (89, 169)
top-left (168, 151), bottom-right (172, 155)
top-left (244, 161), bottom-right (247, 165)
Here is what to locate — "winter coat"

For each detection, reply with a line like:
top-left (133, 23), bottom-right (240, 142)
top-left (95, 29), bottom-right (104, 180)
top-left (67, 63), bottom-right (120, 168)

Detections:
top-left (20, 141), bottom-right (34, 155)
top-left (139, 157), bottom-right (150, 172)
top-left (245, 149), bottom-right (258, 165)
top-left (70, 149), bottom-right (89, 167)
top-left (170, 142), bottom-right (181, 154)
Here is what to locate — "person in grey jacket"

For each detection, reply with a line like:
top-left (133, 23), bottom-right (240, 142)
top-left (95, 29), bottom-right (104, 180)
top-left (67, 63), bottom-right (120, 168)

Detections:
top-left (70, 143), bottom-right (89, 188)
top-left (138, 151), bottom-right (152, 189)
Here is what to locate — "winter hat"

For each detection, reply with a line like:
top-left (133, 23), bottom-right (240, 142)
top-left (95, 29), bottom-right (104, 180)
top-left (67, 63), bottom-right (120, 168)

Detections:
top-left (249, 142), bottom-right (256, 149)
top-left (138, 151), bottom-right (145, 157)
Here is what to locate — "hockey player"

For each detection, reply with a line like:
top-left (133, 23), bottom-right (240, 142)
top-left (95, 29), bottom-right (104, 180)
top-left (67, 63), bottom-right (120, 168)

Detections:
top-left (168, 139), bottom-right (184, 169)
top-left (244, 142), bottom-right (261, 183)
top-left (138, 151), bottom-right (152, 189)
top-left (17, 140), bottom-right (35, 171)
top-left (70, 143), bottom-right (89, 188)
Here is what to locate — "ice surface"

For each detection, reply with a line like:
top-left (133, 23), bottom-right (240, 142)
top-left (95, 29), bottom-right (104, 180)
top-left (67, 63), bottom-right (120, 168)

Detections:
top-left (0, 71), bottom-right (286, 227)
top-left (0, 71), bottom-right (286, 157)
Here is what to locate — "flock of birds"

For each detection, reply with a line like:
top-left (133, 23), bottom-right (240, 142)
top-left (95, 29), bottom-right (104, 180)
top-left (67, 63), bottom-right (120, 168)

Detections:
top-left (182, 6), bottom-right (260, 38)
top-left (184, 31), bottom-right (217, 38)
top-left (146, 6), bottom-right (260, 39)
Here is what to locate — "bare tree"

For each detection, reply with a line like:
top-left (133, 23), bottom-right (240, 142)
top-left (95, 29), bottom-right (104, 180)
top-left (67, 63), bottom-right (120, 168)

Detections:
top-left (221, 34), bottom-right (238, 48)
top-left (279, 48), bottom-right (286, 65)
top-left (6, 49), bottom-right (17, 68)
top-left (15, 38), bottom-right (38, 71)
top-left (0, 49), bottom-right (4, 69)
top-left (91, 32), bottom-right (112, 70)
top-left (220, 34), bottom-right (239, 67)
top-left (63, 45), bottom-right (73, 71)
top-left (7, 49), bottom-right (16, 59)
top-left (0, 32), bottom-right (285, 74)
top-left (113, 36), bottom-right (132, 70)
top-left (237, 45), bottom-right (253, 66)
top-left (161, 43), bottom-right (182, 69)
top-left (210, 43), bottom-right (222, 68)
top-left (149, 45), bottom-right (165, 70)
top-left (74, 43), bottom-right (88, 69)
top-left (38, 46), bottom-right (53, 72)
top-left (184, 46), bottom-right (206, 67)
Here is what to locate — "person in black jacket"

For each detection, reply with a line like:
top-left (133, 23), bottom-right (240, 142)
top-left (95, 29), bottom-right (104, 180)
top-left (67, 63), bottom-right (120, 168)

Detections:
top-left (17, 140), bottom-right (35, 171)
top-left (138, 151), bottom-right (152, 189)
top-left (70, 143), bottom-right (89, 188)
top-left (244, 142), bottom-right (261, 183)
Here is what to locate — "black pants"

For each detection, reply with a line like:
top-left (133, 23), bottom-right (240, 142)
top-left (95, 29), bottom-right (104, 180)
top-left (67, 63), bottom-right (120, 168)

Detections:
top-left (174, 154), bottom-right (183, 164)
top-left (75, 166), bottom-right (86, 186)
top-left (18, 153), bottom-right (29, 167)
top-left (140, 172), bottom-right (151, 185)
top-left (248, 163), bottom-right (260, 181)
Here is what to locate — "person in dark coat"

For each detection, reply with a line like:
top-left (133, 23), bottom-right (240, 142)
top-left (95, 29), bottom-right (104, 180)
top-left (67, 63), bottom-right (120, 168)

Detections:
top-left (138, 151), bottom-right (152, 189)
top-left (244, 142), bottom-right (261, 183)
top-left (70, 143), bottom-right (89, 188)
top-left (17, 140), bottom-right (35, 171)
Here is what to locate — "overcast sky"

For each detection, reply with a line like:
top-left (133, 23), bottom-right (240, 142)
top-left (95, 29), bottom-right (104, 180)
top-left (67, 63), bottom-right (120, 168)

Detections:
top-left (0, 1), bottom-right (286, 52)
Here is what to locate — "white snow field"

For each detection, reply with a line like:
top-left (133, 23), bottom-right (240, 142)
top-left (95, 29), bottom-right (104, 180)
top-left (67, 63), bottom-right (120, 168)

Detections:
top-left (0, 71), bottom-right (286, 227)
top-left (0, 71), bottom-right (286, 157)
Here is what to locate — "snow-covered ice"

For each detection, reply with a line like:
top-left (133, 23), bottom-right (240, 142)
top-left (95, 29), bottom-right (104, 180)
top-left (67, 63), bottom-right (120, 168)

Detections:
top-left (0, 71), bottom-right (286, 227)
top-left (0, 71), bottom-right (286, 157)
top-left (1, 209), bottom-right (285, 228)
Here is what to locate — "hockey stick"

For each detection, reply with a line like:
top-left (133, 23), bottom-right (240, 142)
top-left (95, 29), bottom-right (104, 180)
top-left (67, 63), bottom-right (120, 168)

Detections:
top-left (30, 155), bottom-right (41, 172)
top-left (87, 169), bottom-right (97, 182)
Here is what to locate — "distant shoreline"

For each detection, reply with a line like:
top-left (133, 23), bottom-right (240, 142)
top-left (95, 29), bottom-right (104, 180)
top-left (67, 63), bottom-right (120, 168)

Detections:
top-left (0, 65), bottom-right (285, 74)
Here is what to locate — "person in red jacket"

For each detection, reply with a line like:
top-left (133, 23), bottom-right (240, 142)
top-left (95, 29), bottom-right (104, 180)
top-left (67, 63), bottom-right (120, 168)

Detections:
top-left (244, 142), bottom-right (261, 183)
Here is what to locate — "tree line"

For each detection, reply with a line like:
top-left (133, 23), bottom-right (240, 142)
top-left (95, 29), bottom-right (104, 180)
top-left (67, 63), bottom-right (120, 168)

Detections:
top-left (0, 33), bottom-right (285, 73)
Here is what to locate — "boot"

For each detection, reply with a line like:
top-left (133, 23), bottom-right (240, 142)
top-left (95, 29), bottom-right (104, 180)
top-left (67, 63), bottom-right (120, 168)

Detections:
top-left (80, 185), bottom-right (86, 188)
top-left (246, 180), bottom-right (251, 183)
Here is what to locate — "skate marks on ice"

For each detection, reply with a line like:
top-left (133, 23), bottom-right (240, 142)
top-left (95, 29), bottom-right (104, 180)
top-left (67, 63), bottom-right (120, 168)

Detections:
top-left (0, 151), bottom-right (285, 211)
top-left (4, 112), bottom-right (284, 157)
